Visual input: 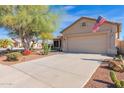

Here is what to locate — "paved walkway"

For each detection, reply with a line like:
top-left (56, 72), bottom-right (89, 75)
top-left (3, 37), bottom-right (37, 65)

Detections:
top-left (0, 53), bottom-right (111, 88)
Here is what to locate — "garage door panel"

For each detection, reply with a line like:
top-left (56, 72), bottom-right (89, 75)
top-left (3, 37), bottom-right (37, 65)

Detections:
top-left (67, 34), bottom-right (107, 54)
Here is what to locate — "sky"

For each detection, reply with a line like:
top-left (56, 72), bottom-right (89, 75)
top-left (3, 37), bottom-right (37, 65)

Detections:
top-left (0, 5), bottom-right (124, 40)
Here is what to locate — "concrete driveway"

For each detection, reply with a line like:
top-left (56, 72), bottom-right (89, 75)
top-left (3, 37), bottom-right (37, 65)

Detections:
top-left (0, 53), bottom-right (111, 88)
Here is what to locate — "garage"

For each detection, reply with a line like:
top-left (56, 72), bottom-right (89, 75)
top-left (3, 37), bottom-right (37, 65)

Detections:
top-left (60, 17), bottom-right (121, 55)
top-left (67, 33), bottom-right (107, 54)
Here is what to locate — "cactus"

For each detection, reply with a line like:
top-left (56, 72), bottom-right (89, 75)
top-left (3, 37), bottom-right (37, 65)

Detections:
top-left (110, 70), bottom-right (118, 83)
top-left (120, 80), bottom-right (124, 87)
top-left (110, 70), bottom-right (124, 88)
top-left (115, 80), bottom-right (121, 88)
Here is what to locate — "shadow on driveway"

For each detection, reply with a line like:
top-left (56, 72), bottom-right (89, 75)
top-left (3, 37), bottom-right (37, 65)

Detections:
top-left (80, 58), bottom-right (103, 62)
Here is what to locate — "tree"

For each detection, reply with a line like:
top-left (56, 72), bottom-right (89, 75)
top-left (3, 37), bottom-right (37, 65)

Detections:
top-left (0, 5), bottom-right (59, 50)
top-left (35, 13), bottom-right (59, 54)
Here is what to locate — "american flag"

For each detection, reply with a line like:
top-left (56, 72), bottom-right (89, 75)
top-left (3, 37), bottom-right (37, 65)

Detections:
top-left (92, 16), bottom-right (106, 32)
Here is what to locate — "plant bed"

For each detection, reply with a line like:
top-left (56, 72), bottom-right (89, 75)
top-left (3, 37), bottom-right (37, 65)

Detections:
top-left (84, 62), bottom-right (124, 88)
top-left (0, 52), bottom-right (62, 66)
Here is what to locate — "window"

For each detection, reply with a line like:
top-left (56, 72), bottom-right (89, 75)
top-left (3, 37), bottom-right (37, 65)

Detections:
top-left (82, 22), bottom-right (86, 27)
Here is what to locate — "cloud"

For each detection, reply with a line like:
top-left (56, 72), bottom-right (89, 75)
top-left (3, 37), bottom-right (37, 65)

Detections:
top-left (108, 16), bottom-right (124, 22)
top-left (62, 14), bottom-right (79, 22)
top-left (53, 13), bottom-right (80, 36)
top-left (72, 9), bottom-right (108, 20)
top-left (60, 14), bottom-right (80, 29)
top-left (63, 5), bottom-right (75, 10)
top-left (75, 10), bottom-right (103, 16)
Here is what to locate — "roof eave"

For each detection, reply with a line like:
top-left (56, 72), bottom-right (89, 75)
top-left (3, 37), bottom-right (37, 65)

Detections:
top-left (60, 17), bottom-right (121, 34)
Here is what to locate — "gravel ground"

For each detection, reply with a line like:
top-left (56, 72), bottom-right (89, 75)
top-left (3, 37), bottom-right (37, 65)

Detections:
top-left (84, 62), bottom-right (124, 88)
top-left (0, 52), bottom-right (61, 66)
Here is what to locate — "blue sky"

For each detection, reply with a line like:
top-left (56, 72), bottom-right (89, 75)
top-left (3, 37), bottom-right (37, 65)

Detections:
top-left (0, 5), bottom-right (124, 40)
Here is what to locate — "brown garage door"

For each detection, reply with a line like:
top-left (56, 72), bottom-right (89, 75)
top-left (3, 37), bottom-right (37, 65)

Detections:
top-left (67, 34), bottom-right (107, 54)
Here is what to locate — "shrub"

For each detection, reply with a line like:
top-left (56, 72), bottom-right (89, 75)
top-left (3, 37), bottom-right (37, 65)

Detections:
top-left (23, 49), bottom-right (32, 55)
top-left (118, 55), bottom-right (124, 61)
top-left (6, 52), bottom-right (22, 61)
top-left (114, 54), bottom-right (123, 60)
top-left (110, 70), bottom-right (124, 88)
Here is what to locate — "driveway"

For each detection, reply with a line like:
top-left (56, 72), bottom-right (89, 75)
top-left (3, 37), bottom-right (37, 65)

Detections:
top-left (0, 53), bottom-right (111, 88)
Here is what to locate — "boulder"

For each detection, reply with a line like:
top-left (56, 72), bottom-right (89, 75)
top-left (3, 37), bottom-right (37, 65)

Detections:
top-left (103, 59), bottom-right (124, 72)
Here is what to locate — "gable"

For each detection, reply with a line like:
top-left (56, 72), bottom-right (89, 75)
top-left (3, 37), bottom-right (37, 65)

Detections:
top-left (62, 17), bottom-right (120, 35)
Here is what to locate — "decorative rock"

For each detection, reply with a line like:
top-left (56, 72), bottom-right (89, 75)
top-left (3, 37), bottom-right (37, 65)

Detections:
top-left (103, 59), bottom-right (124, 72)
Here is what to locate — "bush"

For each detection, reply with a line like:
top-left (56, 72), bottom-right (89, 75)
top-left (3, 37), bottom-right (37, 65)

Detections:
top-left (23, 49), bottom-right (32, 55)
top-left (6, 52), bottom-right (22, 61)
top-left (118, 55), bottom-right (123, 61)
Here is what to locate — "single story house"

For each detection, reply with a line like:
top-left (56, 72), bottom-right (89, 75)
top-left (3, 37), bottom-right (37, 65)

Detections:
top-left (54, 17), bottom-right (121, 55)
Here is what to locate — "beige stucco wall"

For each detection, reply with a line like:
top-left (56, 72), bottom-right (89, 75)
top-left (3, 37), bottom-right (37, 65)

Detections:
top-left (115, 39), bottom-right (121, 48)
top-left (62, 18), bottom-right (118, 54)
top-left (114, 39), bottom-right (124, 54)
top-left (63, 19), bottom-right (117, 35)
top-left (120, 41), bottom-right (124, 54)
top-left (117, 40), bottom-right (124, 54)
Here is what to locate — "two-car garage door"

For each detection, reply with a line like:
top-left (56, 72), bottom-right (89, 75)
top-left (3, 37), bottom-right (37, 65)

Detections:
top-left (67, 34), bottom-right (107, 54)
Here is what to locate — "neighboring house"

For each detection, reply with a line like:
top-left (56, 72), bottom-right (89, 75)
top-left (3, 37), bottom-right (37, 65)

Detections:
top-left (11, 37), bottom-right (53, 49)
top-left (55, 17), bottom-right (121, 55)
top-left (11, 38), bottom-right (22, 48)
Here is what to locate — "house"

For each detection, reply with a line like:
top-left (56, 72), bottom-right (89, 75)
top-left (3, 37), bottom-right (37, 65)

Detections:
top-left (55, 17), bottom-right (121, 55)
top-left (11, 38), bottom-right (22, 48)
